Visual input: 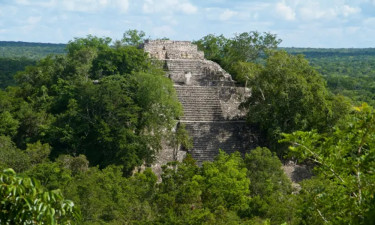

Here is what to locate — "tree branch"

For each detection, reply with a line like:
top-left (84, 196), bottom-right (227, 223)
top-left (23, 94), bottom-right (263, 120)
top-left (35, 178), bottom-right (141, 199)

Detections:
top-left (293, 142), bottom-right (345, 184)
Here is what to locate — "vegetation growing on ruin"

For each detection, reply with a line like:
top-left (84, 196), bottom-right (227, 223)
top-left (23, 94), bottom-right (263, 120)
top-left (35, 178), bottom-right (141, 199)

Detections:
top-left (1, 30), bottom-right (375, 224)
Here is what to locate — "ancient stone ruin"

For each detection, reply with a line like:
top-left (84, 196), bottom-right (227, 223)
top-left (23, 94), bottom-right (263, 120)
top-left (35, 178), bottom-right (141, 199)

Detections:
top-left (142, 40), bottom-right (259, 170)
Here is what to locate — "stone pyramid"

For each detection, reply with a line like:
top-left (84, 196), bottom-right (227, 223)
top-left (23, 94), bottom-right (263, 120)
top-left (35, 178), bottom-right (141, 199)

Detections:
top-left (142, 40), bottom-right (259, 169)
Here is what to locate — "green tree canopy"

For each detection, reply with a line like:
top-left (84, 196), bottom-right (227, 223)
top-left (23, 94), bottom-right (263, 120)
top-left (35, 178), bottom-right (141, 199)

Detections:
top-left (121, 29), bottom-right (147, 47)
top-left (242, 51), bottom-right (349, 151)
top-left (6, 35), bottom-right (182, 174)
top-left (194, 31), bottom-right (281, 80)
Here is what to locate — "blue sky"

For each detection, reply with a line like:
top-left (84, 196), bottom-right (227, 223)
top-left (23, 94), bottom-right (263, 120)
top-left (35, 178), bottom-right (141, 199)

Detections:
top-left (0, 0), bottom-right (374, 47)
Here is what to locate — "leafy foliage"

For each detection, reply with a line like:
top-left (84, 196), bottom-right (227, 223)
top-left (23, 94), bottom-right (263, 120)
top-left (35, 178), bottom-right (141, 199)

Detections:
top-left (121, 29), bottom-right (147, 47)
top-left (2, 35), bottom-right (182, 174)
top-left (281, 103), bottom-right (375, 224)
top-left (244, 147), bottom-right (296, 224)
top-left (241, 51), bottom-right (348, 152)
top-left (0, 168), bottom-right (80, 224)
top-left (0, 57), bottom-right (36, 88)
top-left (194, 31), bottom-right (281, 80)
top-left (0, 136), bottom-right (31, 172)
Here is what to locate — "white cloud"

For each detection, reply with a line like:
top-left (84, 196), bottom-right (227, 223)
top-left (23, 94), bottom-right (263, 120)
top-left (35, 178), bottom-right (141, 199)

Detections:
top-left (26, 16), bottom-right (42, 25)
top-left (363, 17), bottom-right (375, 26)
top-left (14, 0), bottom-right (30, 5)
top-left (143, 0), bottom-right (197, 15)
top-left (276, 1), bottom-right (295, 21)
top-left (299, 5), bottom-right (335, 20)
top-left (152, 25), bottom-right (176, 38)
top-left (113, 0), bottom-right (129, 12)
top-left (74, 27), bottom-right (112, 37)
top-left (87, 28), bottom-right (112, 36)
top-left (12, 0), bottom-right (128, 13)
top-left (219, 9), bottom-right (238, 21)
top-left (341, 5), bottom-right (361, 17)
top-left (345, 26), bottom-right (360, 34)
top-left (162, 15), bottom-right (179, 25)
top-left (205, 8), bottom-right (247, 22)
top-left (1, 0), bottom-right (373, 47)
top-left (19, 16), bottom-right (42, 34)
top-left (13, 0), bottom-right (57, 7)
top-left (61, 0), bottom-right (109, 12)
top-left (296, 1), bottom-right (361, 21)
top-left (180, 2), bottom-right (197, 14)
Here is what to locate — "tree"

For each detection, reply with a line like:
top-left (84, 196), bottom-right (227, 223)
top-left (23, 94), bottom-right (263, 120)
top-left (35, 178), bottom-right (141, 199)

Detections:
top-left (244, 147), bottom-right (296, 224)
top-left (0, 90), bottom-right (20, 137)
top-left (169, 123), bottom-right (193, 160)
top-left (63, 165), bottom-right (156, 224)
top-left (0, 111), bottom-right (19, 137)
top-left (121, 29), bottom-right (146, 47)
top-left (0, 136), bottom-right (30, 172)
top-left (66, 35), bottom-right (111, 56)
top-left (155, 153), bottom-right (248, 224)
top-left (194, 31), bottom-right (281, 80)
top-left (231, 61), bottom-right (262, 86)
top-left (25, 141), bottom-right (51, 165)
top-left (228, 31), bottom-right (281, 63)
top-left (242, 51), bottom-right (339, 151)
top-left (281, 103), bottom-right (375, 224)
top-left (91, 45), bottom-right (150, 78)
top-left (194, 34), bottom-right (230, 64)
top-left (0, 168), bottom-right (80, 224)
top-left (10, 35), bottom-right (183, 174)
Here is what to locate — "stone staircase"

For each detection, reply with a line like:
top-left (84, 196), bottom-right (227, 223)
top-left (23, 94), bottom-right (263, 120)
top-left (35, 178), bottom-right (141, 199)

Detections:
top-left (183, 121), bottom-right (257, 164)
top-left (175, 86), bottom-right (224, 121)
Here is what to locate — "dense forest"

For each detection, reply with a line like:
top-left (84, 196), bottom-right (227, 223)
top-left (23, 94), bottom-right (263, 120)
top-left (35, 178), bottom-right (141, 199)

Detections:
top-left (0, 41), bottom-right (66, 88)
top-left (0, 41), bottom-right (66, 58)
top-left (1, 31), bottom-right (375, 224)
top-left (285, 47), bottom-right (375, 106)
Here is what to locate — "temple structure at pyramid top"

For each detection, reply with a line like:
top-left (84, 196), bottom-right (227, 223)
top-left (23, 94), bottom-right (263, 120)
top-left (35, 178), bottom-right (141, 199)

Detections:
top-left (142, 40), bottom-right (205, 60)
top-left (142, 40), bottom-right (234, 87)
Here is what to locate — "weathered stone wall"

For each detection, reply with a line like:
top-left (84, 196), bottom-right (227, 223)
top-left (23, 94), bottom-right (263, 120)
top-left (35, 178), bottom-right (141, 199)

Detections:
top-left (142, 40), bottom-right (258, 167)
top-left (165, 59), bottom-right (234, 86)
top-left (219, 86), bottom-right (250, 120)
top-left (142, 40), bottom-right (204, 60)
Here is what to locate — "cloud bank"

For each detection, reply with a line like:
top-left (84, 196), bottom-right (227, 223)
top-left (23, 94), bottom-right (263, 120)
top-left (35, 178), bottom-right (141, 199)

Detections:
top-left (0, 0), bottom-right (374, 47)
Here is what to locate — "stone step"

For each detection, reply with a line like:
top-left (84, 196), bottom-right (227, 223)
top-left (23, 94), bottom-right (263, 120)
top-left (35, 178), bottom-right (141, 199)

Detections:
top-left (176, 88), bottom-right (220, 94)
top-left (179, 101), bottom-right (221, 105)
top-left (180, 102), bottom-right (221, 105)
top-left (180, 121), bottom-right (257, 164)
top-left (182, 109), bottom-right (222, 111)
top-left (183, 110), bottom-right (222, 113)
top-left (181, 116), bottom-right (224, 120)
top-left (180, 101), bottom-right (221, 104)
top-left (175, 85), bottom-right (224, 121)
top-left (181, 118), bottom-right (225, 120)
top-left (178, 94), bottom-right (219, 97)
top-left (182, 112), bottom-right (223, 115)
